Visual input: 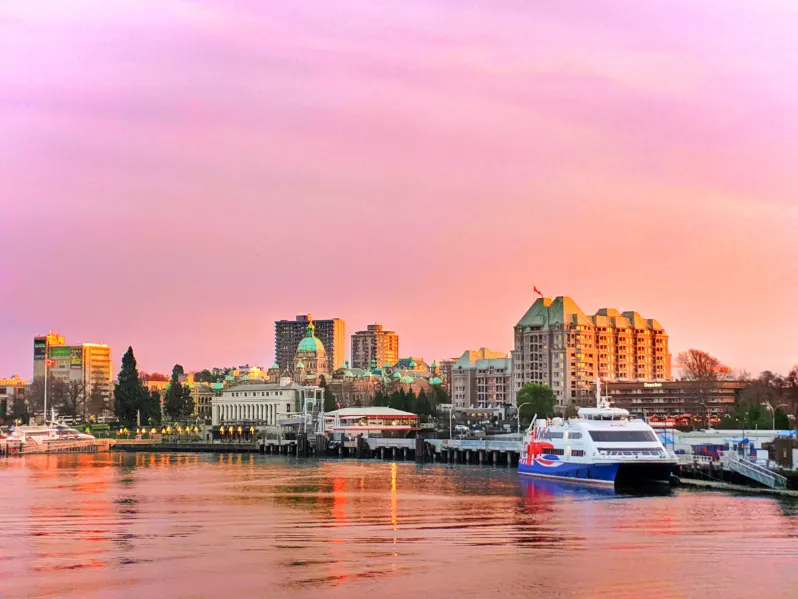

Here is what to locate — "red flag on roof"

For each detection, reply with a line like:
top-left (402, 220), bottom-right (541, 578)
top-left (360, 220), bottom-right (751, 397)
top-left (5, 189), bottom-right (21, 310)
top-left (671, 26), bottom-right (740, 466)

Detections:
top-left (533, 286), bottom-right (543, 297)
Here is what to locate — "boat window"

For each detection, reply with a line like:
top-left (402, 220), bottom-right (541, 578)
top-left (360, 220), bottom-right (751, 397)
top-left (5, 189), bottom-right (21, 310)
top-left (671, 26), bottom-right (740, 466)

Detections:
top-left (568, 432), bottom-right (582, 439)
top-left (589, 430), bottom-right (657, 442)
top-left (541, 448), bottom-right (565, 456)
top-left (545, 431), bottom-right (564, 439)
top-left (571, 449), bottom-right (585, 457)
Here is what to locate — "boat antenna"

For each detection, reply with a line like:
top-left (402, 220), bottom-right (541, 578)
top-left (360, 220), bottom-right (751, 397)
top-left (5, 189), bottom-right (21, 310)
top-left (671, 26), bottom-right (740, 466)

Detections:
top-left (595, 376), bottom-right (601, 409)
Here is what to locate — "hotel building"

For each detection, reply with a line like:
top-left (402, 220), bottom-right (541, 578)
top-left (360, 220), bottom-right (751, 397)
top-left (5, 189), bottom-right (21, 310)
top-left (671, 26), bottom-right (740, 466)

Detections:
top-left (350, 324), bottom-right (399, 370)
top-left (275, 314), bottom-right (345, 371)
top-left (511, 296), bottom-right (671, 408)
top-left (451, 348), bottom-right (511, 408)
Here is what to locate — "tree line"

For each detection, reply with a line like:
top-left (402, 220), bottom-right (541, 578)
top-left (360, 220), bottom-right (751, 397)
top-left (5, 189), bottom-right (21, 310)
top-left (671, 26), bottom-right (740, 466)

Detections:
top-left (113, 348), bottom-right (196, 427)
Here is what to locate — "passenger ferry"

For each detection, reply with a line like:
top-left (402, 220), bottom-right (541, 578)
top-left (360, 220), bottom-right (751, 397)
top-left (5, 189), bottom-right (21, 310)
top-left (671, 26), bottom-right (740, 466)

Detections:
top-left (518, 380), bottom-right (676, 487)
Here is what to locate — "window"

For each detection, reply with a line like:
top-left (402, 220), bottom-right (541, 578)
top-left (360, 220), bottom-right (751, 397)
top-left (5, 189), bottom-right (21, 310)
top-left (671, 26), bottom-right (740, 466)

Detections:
top-left (571, 449), bottom-right (585, 457)
top-left (541, 448), bottom-right (565, 456)
top-left (589, 430), bottom-right (657, 442)
top-left (567, 432), bottom-right (582, 439)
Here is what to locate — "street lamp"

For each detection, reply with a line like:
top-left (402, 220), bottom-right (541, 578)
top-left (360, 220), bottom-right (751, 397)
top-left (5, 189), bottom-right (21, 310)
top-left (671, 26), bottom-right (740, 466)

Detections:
top-left (761, 402), bottom-right (790, 431)
top-left (517, 402), bottom-right (534, 435)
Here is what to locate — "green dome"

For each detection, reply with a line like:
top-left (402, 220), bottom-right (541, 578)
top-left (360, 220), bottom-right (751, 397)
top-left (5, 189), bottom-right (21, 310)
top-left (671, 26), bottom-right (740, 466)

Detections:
top-left (431, 360), bottom-right (437, 367)
top-left (296, 360), bottom-right (305, 369)
top-left (361, 369), bottom-right (372, 378)
top-left (270, 362), bottom-right (279, 370)
top-left (383, 362), bottom-right (391, 369)
top-left (225, 375), bottom-right (234, 381)
top-left (298, 336), bottom-right (324, 352)
top-left (400, 376), bottom-right (414, 384)
top-left (392, 370), bottom-right (401, 379)
top-left (212, 382), bottom-right (224, 391)
top-left (429, 377), bottom-right (442, 385)
top-left (409, 359), bottom-right (416, 368)
top-left (344, 370), bottom-right (355, 378)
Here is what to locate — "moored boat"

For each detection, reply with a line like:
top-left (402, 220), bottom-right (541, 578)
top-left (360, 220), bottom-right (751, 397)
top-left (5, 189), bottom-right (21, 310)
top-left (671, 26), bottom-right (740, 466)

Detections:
top-left (518, 379), bottom-right (676, 487)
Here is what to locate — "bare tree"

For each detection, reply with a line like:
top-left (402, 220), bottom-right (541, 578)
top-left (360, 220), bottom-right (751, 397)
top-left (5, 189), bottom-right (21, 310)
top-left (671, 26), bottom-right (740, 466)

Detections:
top-left (676, 349), bottom-right (732, 429)
top-left (57, 380), bottom-right (87, 421)
top-left (87, 385), bottom-right (109, 417)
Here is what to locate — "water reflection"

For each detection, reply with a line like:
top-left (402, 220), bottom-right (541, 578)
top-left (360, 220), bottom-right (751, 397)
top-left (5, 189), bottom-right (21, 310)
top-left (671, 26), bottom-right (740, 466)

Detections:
top-left (0, 453), bottom-right (796, 599)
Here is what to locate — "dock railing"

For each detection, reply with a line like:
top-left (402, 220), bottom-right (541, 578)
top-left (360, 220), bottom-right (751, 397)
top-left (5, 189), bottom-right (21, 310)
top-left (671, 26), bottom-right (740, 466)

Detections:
top-left (721, 451), bottom-right (788, 490)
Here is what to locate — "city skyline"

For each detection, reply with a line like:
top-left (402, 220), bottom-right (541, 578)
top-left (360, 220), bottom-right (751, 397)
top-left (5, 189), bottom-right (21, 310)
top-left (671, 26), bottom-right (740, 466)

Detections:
top-left (2, 1), bottom-right (797, 377)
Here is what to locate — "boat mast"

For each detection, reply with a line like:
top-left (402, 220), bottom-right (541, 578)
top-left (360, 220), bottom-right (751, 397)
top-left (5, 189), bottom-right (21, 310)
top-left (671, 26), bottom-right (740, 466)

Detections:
top-left (595, 376), bottom-right (601, 409)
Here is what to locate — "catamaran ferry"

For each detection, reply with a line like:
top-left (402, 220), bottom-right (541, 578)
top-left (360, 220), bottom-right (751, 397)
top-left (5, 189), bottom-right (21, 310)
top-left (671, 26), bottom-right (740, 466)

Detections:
top-left (518, 380), bottom-right (676, 487)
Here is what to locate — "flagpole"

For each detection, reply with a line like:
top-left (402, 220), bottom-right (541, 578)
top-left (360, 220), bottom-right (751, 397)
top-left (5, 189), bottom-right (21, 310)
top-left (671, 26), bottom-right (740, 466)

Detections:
top-left (44, 358), bottom-right (48, 425)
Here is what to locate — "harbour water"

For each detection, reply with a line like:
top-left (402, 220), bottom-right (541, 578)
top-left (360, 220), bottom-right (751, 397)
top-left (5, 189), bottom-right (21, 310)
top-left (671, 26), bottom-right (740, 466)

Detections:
top-left (1, 453), bottom-right (797, 599)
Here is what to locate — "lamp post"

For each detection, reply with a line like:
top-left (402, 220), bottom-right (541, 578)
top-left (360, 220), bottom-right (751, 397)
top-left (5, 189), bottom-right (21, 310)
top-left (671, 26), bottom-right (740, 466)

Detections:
top-left (517, 401), bottom-right (533, 435)
top-left (449, 405), bottom-right (454, 439)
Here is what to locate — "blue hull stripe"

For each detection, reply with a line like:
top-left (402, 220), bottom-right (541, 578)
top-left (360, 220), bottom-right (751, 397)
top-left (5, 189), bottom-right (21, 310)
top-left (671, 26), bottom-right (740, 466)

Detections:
top-left (518, 461), bottom-right (620, 484)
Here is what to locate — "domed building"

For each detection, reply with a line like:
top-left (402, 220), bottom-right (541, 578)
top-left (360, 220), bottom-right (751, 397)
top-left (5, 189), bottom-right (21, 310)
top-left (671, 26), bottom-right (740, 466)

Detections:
top-left (293, 319), bottom-right (329, 380)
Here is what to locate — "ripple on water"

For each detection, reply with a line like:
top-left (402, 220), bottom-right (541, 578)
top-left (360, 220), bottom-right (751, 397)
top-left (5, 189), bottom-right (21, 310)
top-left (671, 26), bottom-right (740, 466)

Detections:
top-left (0, 453), bottom-right (796, 599)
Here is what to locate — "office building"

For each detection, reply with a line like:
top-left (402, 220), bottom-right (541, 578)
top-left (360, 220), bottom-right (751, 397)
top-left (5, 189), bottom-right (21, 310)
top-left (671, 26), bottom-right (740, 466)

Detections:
top-left (350, 324), bottom-right (399, 370)
top-left (42, 339), bottom-right (113, 400)
top-left (275, 314), bottom-right (345, 371)
top-left (511, 296), bottom-right (671, 408)
top-left (451, 348), bottom-right (511, 408)
top-left (33, 332), bottom-right (66, 379)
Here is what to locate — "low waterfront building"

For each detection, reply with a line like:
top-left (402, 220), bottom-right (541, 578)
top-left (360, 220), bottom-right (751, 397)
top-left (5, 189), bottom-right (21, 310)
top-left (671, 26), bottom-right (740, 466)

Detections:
top-left (211, 380), bottom-right (323, 429)
top-left (323, 407), bottom-right (419, 438)
top-left (606, 380), bottom-right (747, 426)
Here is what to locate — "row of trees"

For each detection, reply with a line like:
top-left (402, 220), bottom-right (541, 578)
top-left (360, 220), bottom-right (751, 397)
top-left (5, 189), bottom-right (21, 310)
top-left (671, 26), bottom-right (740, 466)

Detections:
top-left (113, 349), bottom-right (197, 427)
top-left (373, 388), bottom-right (437, 417)
top-left (3, 378), bottom-right (109, 424)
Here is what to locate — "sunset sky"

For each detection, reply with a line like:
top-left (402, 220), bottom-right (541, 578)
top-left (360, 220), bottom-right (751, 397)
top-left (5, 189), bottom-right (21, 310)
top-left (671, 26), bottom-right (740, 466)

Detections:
top-left (2, 0), bottom-right (797, 378)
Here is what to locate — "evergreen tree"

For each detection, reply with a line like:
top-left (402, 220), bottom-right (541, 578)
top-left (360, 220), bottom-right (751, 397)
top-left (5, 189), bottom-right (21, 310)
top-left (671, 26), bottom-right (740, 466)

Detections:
top-left (414, 390), bottom-right (432, 417)
top-left (11, 398), bottom-right (29, 424)
top-left (146, 390), bottom-right (162, 426)
top-left (406, 390), bottom-right (417, 413)
top-left (0, 398), bottom-right (7, 421)
top-left (324, 388), bottom-right (337, 412)
top-left (163, 365), bottom-right (193, 421)
top-left (195, 369), bottom-right (215, 383)
top-left (113, 346), bottom-right (155, 427)
top-left (171, 364), bottom-right (185, 380)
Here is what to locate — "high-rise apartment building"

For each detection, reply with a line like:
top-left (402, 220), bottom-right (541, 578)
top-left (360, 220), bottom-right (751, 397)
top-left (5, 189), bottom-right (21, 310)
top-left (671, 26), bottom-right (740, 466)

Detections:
top-left (451, 348), bottom-right (511, 408)
top-left (351, 324), bottom-right (399, 370)
top-left (511, 296), bottom-right (670, 408)
top-left (275, 314), bottom-right (345, 372)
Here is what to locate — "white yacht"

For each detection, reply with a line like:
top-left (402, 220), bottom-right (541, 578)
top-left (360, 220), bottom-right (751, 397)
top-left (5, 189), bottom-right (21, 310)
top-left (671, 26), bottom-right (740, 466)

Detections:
top-left (9, 423), bottom-right (96, 446)
top-left (518, 379), bottom-right (677, 487)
